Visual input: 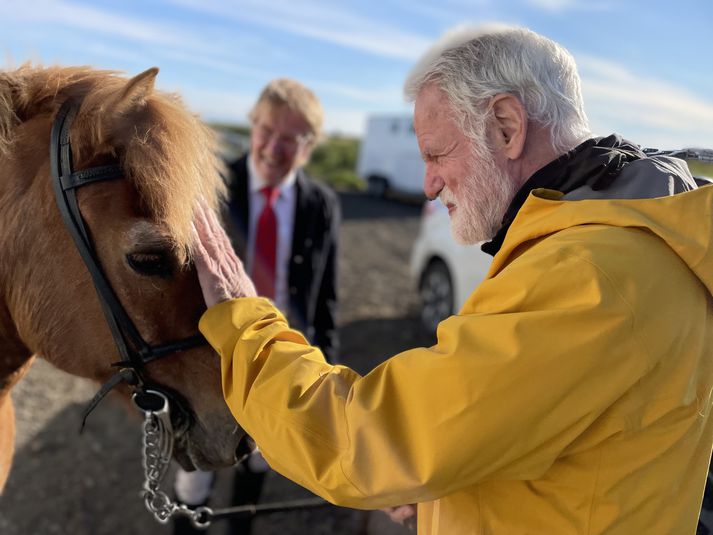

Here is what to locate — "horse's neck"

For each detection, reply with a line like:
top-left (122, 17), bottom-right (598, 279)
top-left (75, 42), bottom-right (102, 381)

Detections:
top-left (0, 121), bottom-right (43, 383)
top-left (0, 128), bottom-right (61, 383)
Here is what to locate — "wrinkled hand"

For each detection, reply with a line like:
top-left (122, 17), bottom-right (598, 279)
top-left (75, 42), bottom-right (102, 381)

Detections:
top-left (381, 504), bottom-right (417, 531)
top-left (191, 200), bottom-right (256, 307)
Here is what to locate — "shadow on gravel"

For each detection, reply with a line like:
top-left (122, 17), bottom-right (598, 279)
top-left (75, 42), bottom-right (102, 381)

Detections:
top-left (0, 398), bottom-right (165, 535)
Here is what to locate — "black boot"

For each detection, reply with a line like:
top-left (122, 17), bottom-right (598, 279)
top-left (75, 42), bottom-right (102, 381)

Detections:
top-left (228, 463), bottom-right (267, 535)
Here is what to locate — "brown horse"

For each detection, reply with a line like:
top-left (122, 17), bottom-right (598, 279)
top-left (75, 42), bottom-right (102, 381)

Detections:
top-left (0, 64), bottom-right (245, 493)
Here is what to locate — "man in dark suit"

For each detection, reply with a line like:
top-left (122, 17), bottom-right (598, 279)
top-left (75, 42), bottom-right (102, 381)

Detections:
top-left (174, 78), bottom-right (340, 534)
top-left (223, 151), bottom-right (339, 362)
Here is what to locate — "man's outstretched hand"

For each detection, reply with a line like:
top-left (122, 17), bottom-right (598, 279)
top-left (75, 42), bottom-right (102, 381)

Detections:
top-left (382, 504), bottom-right (417, 531)
top-left (191, 201), bottom-right (256, 307)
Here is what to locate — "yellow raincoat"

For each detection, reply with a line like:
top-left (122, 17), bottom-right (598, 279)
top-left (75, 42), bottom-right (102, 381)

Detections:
top-left (201, 185), bottom-right (713, 534)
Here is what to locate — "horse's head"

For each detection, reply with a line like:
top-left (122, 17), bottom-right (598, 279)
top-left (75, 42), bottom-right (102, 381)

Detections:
top-left (0, 65), bottom-right (246, 470)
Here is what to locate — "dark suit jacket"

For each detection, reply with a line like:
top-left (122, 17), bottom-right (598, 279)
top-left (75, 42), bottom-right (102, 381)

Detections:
top-left (223, 156), bottom-right (340, 362)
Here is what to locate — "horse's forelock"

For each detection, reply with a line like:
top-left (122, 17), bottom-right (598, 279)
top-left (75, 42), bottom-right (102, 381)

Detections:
top-left (74, 71), bottom-right (226, 253)
top-left (1, 64), bottom-right (226, 252)
top-left (94, 101), bottom-right (224, 252)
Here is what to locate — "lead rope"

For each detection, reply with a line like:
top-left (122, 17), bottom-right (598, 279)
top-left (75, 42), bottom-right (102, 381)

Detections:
top-left (134, 390), bottom-right (213, 529)
top-left (133, 390), bottom-right (330, 529)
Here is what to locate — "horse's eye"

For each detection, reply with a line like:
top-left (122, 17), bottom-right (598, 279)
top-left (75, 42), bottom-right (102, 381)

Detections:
top-left (126, 251), bottom-right (175, 278)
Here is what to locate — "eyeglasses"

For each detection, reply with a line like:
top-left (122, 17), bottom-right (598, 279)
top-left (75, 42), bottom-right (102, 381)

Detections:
top-left (252, 123), bottom-right (313, 152)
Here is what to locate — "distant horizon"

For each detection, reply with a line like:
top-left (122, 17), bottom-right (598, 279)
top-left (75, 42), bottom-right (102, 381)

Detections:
top-left (210, 121), bottom-right (713, 154)
top-left (2, 1), bottom-right (711, 149)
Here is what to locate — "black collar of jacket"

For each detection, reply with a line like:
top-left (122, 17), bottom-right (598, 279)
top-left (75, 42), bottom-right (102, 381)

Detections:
top-left (481, 134), bottom-right (646, 256)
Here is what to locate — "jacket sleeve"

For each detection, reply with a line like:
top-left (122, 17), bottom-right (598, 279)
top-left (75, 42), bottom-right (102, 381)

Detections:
top-left (199, 242), bottom-right (652, 510)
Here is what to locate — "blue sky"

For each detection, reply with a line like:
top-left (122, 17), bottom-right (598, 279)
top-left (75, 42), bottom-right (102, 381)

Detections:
top-left (1, 0), bottom-right (712, 149)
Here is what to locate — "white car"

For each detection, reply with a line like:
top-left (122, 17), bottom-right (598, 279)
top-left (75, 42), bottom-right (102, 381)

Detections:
top-left (410, 200), bottom-right (493, 333)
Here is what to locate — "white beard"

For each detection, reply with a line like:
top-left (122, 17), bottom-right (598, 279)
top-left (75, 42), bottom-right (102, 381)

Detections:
top-left (441, 151), bottom-right (518, 245)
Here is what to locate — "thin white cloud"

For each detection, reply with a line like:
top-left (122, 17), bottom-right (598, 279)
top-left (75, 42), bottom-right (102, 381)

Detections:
top-left (524, 0), bottom-right (615, 12)
top-left (526, 0), bottom-right (576, 10)
top-left (395, 0), bottom-right (493, 22)
top-left (314, 82), bottom-right (403, 104)
top-left (157, 49), bottom-right (270, 79)
top-left (74, 42), bottom-right (156, 68)
top-left (577, 55), bottom-right (713, 148)
top-left (0, 0), bottom-right (208, 52)
top-left (179, 86), bottom-right (254, 124)
top-left (168, 0), bottom-right (433, 61)
top-left (0, 0), bottom-right (281, 77)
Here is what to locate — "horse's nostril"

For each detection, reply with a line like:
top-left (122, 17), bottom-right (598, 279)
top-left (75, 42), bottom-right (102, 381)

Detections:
top-left (234, 433), bottom-right (254, 465)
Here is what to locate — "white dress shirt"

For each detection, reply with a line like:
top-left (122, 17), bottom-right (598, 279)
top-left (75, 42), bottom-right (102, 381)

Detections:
top-left (246, 155), bottom-right (296, 314)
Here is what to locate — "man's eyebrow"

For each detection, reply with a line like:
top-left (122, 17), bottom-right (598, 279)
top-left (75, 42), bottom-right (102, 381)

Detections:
top-left (422, 149), bottom-right (436, 162)
top-left (423, 142), bottom-right (456, 160)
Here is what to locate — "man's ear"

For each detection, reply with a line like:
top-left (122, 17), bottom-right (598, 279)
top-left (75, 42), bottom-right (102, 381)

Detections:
top-left (488, 93), bottom-right (527, 160)
top-left (298, 142), bottom-right (316, 168)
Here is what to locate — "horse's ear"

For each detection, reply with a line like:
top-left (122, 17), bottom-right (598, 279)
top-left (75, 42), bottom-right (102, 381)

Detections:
top-left (113, 67), bottom-right (159, 114)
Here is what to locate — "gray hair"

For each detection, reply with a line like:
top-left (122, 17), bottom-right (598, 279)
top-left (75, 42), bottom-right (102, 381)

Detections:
top-left (404, 24), bottom-right (590, 153)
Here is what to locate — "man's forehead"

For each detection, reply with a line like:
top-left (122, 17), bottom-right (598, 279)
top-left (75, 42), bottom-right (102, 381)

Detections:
top-left (414, 85), bottom-right (449, 130)
top-left (416, 83), bottom-right (447, 110)
top-left (255, 105), bottom-right (309, 133)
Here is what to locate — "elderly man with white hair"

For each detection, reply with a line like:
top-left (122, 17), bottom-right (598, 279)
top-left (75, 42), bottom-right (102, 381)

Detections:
top-left (190, 26), bottom-right (713, 534)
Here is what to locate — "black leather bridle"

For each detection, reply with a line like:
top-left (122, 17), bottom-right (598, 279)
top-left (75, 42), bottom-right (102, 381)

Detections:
top-left (49, 97), bottom-right (334, 527)
top-left (49, 98), bottom-right (207, 429)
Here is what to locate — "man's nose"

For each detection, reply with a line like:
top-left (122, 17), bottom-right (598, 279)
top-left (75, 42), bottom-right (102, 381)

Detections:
top-left (264, 136), bottom-right (283, 155)
top-left (423, 168), bottom-right (445, 201)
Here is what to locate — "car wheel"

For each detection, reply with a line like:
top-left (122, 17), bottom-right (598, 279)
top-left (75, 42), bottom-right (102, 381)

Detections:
top-left (367, 176), bottom-right (388, 198)
top-left (419, 259), bottom-right (454, 334)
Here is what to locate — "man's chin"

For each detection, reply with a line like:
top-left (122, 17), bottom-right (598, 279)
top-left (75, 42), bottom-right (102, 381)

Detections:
top-left (449, 212), bottom-right (498, 245)
top-left (256, 163), bottom-right (289, 185)
top-left (450, 222), bottom-right (480, 245)
top-left (451, 227), bottom-right (491, 246)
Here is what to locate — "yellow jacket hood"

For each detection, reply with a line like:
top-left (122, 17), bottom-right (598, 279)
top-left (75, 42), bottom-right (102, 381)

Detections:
top-left (493, 184), bottom-right (713, 296)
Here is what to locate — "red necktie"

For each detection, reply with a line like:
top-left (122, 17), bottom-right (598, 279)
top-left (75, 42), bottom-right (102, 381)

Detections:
top-left (252, 186), bottom-right (279, 299)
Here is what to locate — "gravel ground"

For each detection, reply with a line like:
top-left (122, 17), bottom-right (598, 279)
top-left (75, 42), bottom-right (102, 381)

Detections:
top-left (0, 192), bottom-right (436, 535)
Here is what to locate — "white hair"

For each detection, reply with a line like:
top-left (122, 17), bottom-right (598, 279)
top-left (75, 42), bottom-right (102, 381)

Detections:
top-left (405, 24), bottom-right (590, 153)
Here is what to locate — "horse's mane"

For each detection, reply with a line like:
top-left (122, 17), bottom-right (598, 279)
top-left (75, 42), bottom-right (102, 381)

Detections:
top-left (0, 63), bottom-right (225, 253)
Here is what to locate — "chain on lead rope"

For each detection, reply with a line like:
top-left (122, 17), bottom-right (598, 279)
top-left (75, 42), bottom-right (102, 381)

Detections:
top-left (132, 389), bottom-right (330, 529)
top-left (133, 390), bottom-right (213, 530)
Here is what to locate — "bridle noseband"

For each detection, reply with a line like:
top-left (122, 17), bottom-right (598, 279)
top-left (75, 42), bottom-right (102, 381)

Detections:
top-left (49, 98), bottom-right (207, 429)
